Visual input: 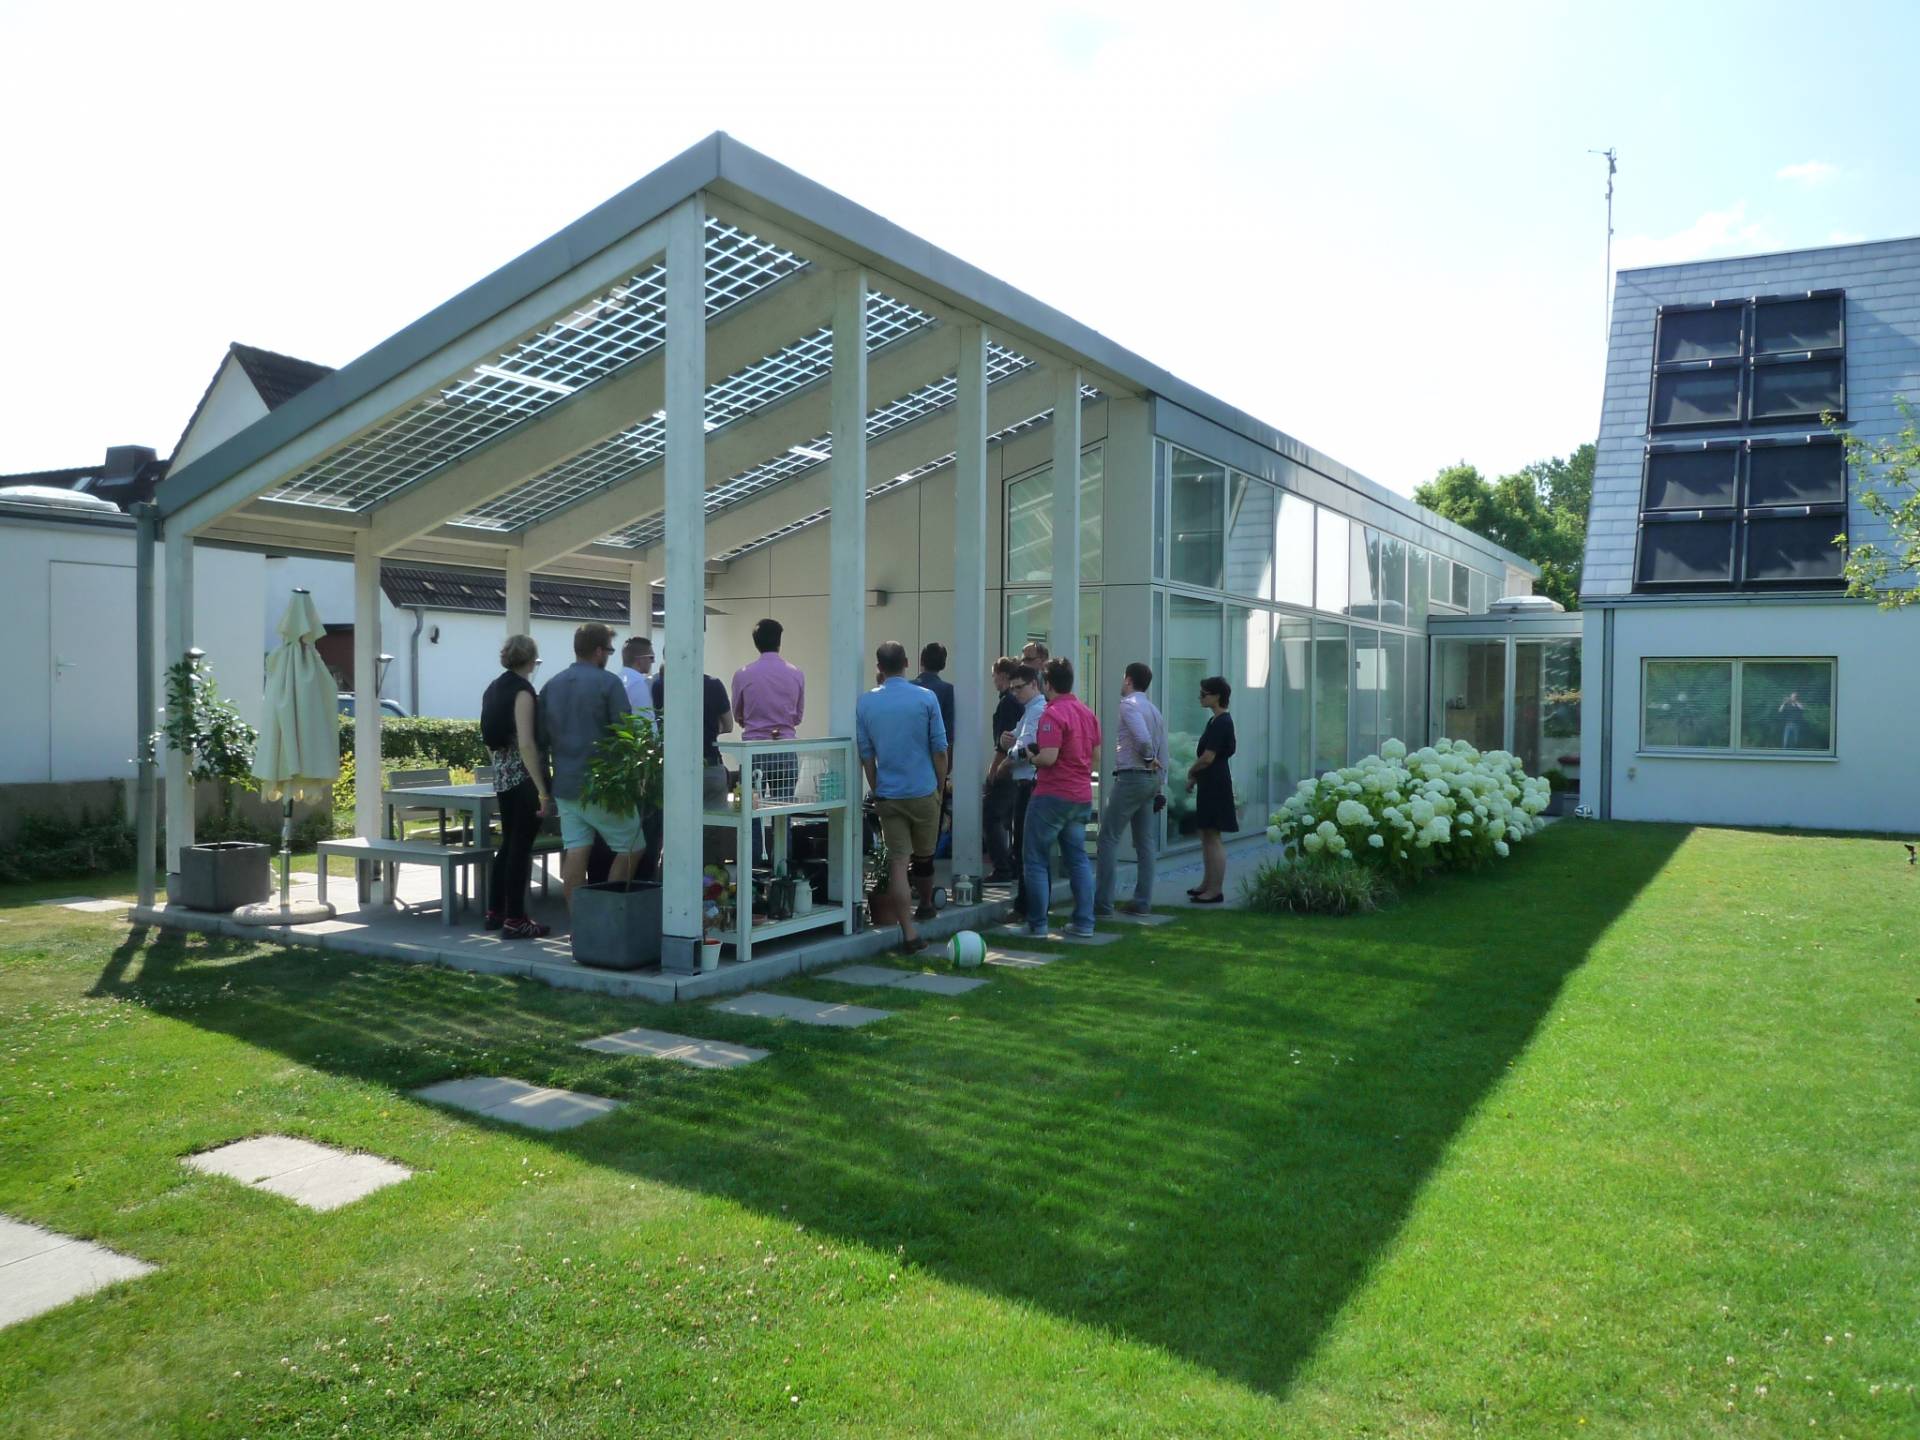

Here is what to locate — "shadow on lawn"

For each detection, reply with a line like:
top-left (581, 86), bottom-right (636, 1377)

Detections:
top-left (90, 822), bottom-right (1690, 1399)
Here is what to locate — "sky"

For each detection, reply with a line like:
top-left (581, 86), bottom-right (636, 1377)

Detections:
top-left (4, 0), bottom-right (1918, 497)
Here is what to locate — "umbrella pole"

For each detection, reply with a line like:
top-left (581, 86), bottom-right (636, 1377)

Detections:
top-left (279, 797), bottom-right (294, 909)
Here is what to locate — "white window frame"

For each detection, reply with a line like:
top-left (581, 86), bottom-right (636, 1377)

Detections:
top-left (1638, 655), bottom-right (1837, 759)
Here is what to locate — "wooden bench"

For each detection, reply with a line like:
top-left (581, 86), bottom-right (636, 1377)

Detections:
top-left (315, 837), bottom-right (492, 926)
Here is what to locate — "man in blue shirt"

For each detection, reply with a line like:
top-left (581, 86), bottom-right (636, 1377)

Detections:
top-left (856, 641), bottom-right (949, 954)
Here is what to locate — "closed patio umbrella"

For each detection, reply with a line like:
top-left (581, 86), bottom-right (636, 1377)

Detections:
top-left (233, 589), bottom-right (340, 924)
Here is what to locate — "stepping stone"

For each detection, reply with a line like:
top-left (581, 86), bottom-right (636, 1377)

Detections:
top-left (821, 965), bottom-right (988, 996)
top-left (983, 948), bottom-right (1055, 968)
top-left (0, 1215), bottom-right (153, 1330)
top-left (413, 1076), bottom-right (622, 1131)
top-left (992, 925), bottom-right (1122, 946)
top-left (820, 964), bottom-right (913, 988)
top-left (579, 1026), bottom-right (767, 1069)
top-left (35, 897), bottom-right (130, 914)
top-left (709, 992), bottom-right (891, 1028)
top-left (892, 971), bottom-right (988, 995)
top-left (184, 1135), bottom-right (411, 1212)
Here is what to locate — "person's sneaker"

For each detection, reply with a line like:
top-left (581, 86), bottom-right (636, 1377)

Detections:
top-left (1123, 901), bottom-right (1154, 916)
top-left (986, 869), bottom-right (1017, 883)
top-left (1024, 925), bottom-right (1050, 938)
top-left (898, 935), bottom-right (930, 958)
top-left (503, 918), bottom-right (551, 939)
top-left (482, 910), bottom-right (504, 931)
top-left (913, 903), bottom-right (937, 923)
top-left (1066, 925), bottom-right (1097, 939)
top-left (1092, 906), bottom-right (1115, 919)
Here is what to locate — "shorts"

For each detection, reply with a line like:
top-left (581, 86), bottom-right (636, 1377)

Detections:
top-left (555, 796), bottom-right (644, 854)
top-left (875, 792), bottom-right (942, 858)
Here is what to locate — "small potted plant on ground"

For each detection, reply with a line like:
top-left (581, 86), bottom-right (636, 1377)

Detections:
top-left (151, 650), bottom-right (268, 912)
top-left (571, 711), bottom-right (665, 971)
top-left (864, 837), bottom-right (894, 928)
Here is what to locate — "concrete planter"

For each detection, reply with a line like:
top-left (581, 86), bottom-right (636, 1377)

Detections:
top-left (175, 842), bottom-right (271, 913)
top-left (571, 880), bottom-right (663, 971)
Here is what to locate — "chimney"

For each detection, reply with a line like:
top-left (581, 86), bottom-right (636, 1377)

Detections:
top-left (89, 445), bottom-right (162, 510)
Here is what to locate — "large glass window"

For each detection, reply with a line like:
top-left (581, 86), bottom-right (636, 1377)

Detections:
top-left (1409, 547), bottom-right (1429, 629)
top-left (1315, 510), bottom-right (1349, 614)
top-left (1650, 291), bottom-right (1846, 434)
top-left (1642, 657), bottom-right (1834, 755)
top-left (1227, 606), bottom-right (1272, 826)
top-left (1434, 638), bottom-right (1505, 750)
top-left (1405, 634), bottom-right (1428, 745)
top-left (1169, 449), bottom-right (1226, 588)
top-left (1274, 615), bottom-right (1313, 796)
top-left (1005, 448), bottom-right (1103, 585)
top-left (1165, 595), bottom-right (1224, 838)
top-left (1450, 560), bottom-right (1470, 610)
top-left (1469, 569), bottom-right (1488, 615)
top-left (1430, 553), bottom-right (1454, 608)
top-left (1350, 526), bottom-right (1380, 621)
top-left (1313, 621), bottom-right (1350, 771)
top-left (1379, 533), bottom-right (1408, 626)
top-left (1152, 442), bottom-right (1167, 581)
top-left (1002, 587), bottom-right (1103, 711)
top-left (1515, 639), bottom-right (1582, 786)
top-left (1351, 627), bottom-right (1383, 759)
top-left (1224, 474), bottom-right (1274, 599)
top-left (1380, 632), bottom-right (1408, 748)
top-left (1274, 492), bottom-right (1314, 608)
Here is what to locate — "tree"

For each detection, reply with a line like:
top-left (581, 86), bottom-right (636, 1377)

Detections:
top-left (1413, 444), bottom-right (1593, 610)
top-left (1833, 399), bottom-right (1920, 609)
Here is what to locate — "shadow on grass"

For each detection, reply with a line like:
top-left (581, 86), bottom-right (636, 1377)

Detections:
top-left (85, 821), bottom-right (1691, 1399)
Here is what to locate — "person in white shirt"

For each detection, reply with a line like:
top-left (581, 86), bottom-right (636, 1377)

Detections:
top-left (619, 636), bottom-right (656, 722)
top-left (991, 663), bottom-right (1048, 899)
top-left (1095, 660), bottom-right (1168, 916)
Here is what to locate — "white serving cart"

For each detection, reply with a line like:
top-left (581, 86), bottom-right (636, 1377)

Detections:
top-left (702, 738), bottom-right (860, 962)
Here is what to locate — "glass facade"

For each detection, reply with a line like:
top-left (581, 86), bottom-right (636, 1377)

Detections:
top-left (1006, 448), bottom-right (1103, 585)
top-left (1434, 638), bottom-right (1506, 750)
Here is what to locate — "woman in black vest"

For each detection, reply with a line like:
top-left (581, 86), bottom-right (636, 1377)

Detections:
top-left (481, 634), bottom-right (552, 937)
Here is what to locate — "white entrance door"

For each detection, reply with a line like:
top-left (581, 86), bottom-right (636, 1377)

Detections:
top-left (50, 560), bottom-right (137, 782)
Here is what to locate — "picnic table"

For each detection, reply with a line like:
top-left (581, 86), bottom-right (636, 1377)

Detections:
top-left (383, 783), bottom-right (498, 846)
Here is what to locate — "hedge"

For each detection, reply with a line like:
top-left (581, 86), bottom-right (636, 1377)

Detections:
top-left (334, 715), bottom-right (488, 770)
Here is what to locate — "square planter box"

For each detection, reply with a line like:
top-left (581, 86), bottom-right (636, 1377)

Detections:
top-left (174, 842), bottom-right (272, 913)
top-left (571, 880), bottom-right (663, 971)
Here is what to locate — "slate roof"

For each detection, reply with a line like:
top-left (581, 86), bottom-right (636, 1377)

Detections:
top-left (229, 343), bottom-right (335, 411)
top-left (380, 563), bottom-right (639, 623)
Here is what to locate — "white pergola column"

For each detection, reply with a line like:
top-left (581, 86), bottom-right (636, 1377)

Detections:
top-left (660, 197), bottom-right (707, 970)
top-left (949, 323), bottom-right (989, 887)
top-left (352, 531), bottom-right (383, 847)
top-left (162, 527), bottom-right (195, 877)
top-left (1050, 365), bottom-right (1083, 673)
top-left (828, 268), bottom-right (868, 734)
top-left (504, 549), bottom-right (531, 636)
top-left (628, 562), bottom-right (653, 645)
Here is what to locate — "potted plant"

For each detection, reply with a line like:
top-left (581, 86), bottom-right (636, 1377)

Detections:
top-left (150, 651), bottom-right (268, 912)
top-left (571, 711), bottom-right (665, 970)
top-left (864, 837), bottom-right (894, 928)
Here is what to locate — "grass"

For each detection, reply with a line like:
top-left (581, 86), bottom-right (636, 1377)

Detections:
top-left (0, 822), bottom-right (1915, 1437)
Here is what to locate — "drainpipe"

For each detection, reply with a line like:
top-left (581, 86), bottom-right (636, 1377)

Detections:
top-left (406, 606), bottom-right (425, 716)
top-left (132, 502), bottom-right (158, 909)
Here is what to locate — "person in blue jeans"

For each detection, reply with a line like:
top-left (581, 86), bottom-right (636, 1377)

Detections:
top-left (1013, 657), bottom-right (1101, 937)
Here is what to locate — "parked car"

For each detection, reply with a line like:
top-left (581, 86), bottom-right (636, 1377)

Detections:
top-left (337, 693), bottom-right (409, 719)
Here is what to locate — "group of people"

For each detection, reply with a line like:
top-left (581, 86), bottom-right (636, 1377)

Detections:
top-left (473, 615), bottom-right (1241, 949)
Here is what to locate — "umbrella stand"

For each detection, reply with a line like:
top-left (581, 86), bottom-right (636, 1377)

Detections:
top-left (232, 791), bottom-right (334, 926)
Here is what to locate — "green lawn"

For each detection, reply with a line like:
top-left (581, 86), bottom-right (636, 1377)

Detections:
top-left (0, 822), bottom-right (1914, 1437)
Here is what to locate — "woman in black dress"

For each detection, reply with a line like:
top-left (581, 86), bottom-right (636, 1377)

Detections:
top-left (480, 634), bottom-right (553, 938)
top-left (1184, 674), bottom-right (1237, 904)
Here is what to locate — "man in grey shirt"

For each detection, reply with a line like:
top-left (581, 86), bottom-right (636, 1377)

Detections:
top-left (539, 622), bottom-right (641, 908)
top-left (1095, 660), bottom-right (1168, 916)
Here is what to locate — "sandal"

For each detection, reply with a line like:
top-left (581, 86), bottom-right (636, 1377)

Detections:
top-left (1191, 893), bottom-right (1224, 905)
top-left (898, 935), bottom-right (930, 957)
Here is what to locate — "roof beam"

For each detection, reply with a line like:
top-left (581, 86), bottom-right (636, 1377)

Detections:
top-left (364, 266), bottom-right (835, 553)
top-left (692, 362), bottom-right (1055, 560)
top-left (516, 319), bottom-right (960, 569)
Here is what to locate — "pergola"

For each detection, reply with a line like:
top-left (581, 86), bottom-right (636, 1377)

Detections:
top-left (143, 133), bottom-right (1181, 966)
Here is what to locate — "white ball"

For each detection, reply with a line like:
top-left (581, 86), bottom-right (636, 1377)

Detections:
top-left (947, 929), bottom-right (986, 968)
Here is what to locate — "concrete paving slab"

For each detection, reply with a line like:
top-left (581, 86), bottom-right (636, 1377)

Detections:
top-left (819, 964), bottom-right (916, 988)
top-left (891, 972), bottom-right (989, 995)
top-left (709, 992), bottom-right (892, 1027)
top-left (1098, 910), bottom-right (1174, 926)
top-left (0, 1217), bottom-right (153, 1330)
top-left (37, 897), bottom-right (131, 913)
top-left (414, 1075), bottom-right (622, 1130)
top-left (579, 1026), bottom-right (768, 1069)
top-left (185, 1135), bottom-right (411, 1211)
top-left (992, 925), bottom-right (1122, 946)
top-left (982, 948), bottom-right (1055, 968)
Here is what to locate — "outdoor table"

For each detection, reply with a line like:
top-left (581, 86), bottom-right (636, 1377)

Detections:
top-left (382, 783), bottom-right (499, 847)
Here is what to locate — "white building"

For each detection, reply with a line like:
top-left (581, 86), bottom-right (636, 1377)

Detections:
top-left (1577, 237), bottom-right (1920, 832)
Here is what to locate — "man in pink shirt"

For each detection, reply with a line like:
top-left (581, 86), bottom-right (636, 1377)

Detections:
top-left (1011, 657), bottom-right (1101, 936)
top-left (731, 618), bottom-right (805, 742)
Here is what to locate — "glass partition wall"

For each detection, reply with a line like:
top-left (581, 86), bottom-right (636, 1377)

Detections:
top-left (1142, 438), bottom-right (1515, 851)
top-left (1432, 629), bottom-right (1583, 802)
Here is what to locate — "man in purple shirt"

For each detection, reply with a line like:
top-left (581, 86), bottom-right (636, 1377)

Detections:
top-left (731, 618), bottom-right (805, 741)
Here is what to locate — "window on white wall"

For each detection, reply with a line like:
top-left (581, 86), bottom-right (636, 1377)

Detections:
top-left (1641, 657), bottom-right (1835, 755)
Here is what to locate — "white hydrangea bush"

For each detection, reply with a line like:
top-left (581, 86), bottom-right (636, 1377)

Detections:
top-left (1264, 737), bottom-right (1551, 882)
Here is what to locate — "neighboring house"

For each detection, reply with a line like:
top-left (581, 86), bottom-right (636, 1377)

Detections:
top-left (1578, 236), bottom-right (1920, 831)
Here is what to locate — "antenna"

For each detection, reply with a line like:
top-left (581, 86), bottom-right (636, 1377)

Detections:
top-left (1589, 146), bottom-right (1618, 345)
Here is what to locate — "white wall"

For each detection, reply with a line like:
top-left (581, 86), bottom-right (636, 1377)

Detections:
top-left (0, 516), bottom-right (265, 785)
top-left (170, 355), bottom-right (271, 473)
top-left (1596, 599), bottom-right (1920, 832)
